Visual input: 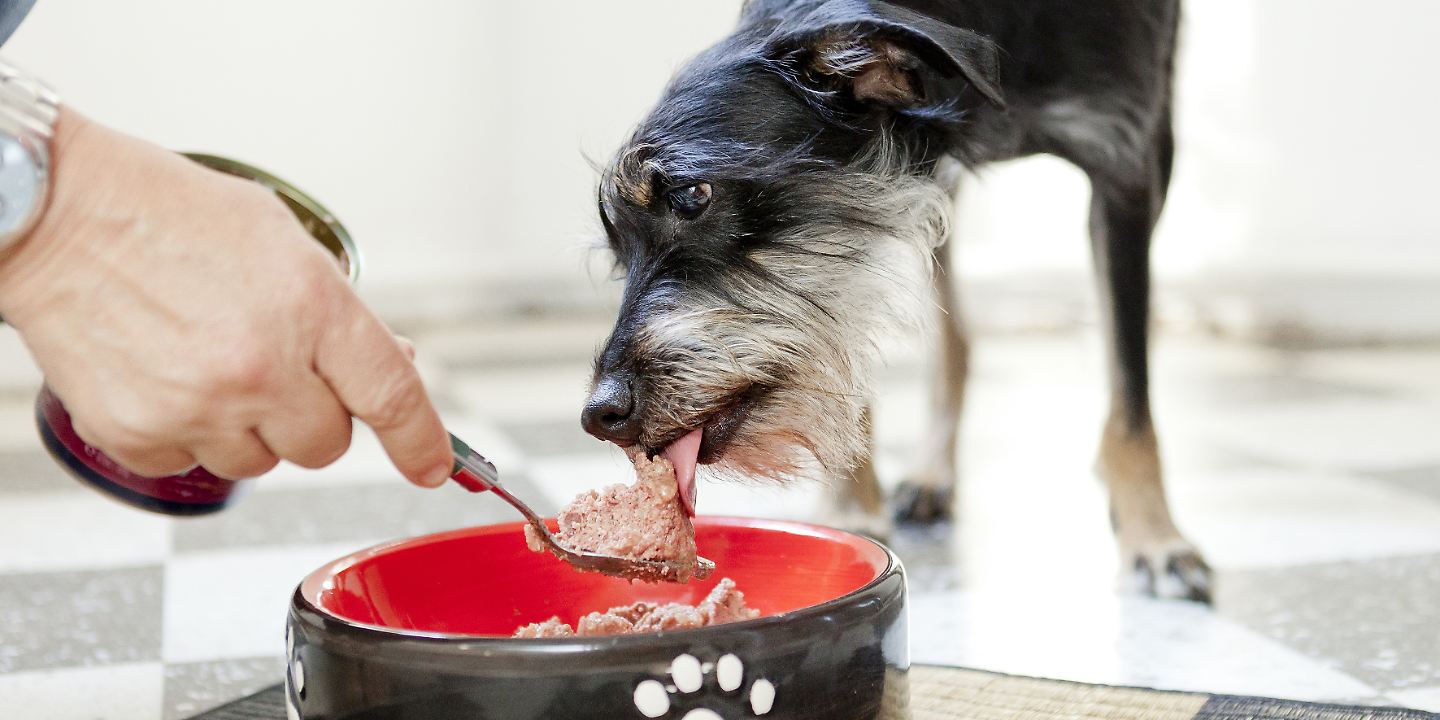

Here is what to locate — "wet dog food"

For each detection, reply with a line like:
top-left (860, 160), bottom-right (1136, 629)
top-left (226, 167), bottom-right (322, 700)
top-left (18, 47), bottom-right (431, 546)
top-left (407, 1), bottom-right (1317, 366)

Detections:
top-left (513, 578), bottom-right (759, 638)
top-left (525, 451), bottom-right (700, 581)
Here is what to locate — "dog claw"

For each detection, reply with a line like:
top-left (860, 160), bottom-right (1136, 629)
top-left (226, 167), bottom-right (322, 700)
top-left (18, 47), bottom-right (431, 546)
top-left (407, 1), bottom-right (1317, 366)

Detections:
top-left (1123, 544), bottom-right (1212, 603)
top-left (892, 482), bottom-right (954, 525)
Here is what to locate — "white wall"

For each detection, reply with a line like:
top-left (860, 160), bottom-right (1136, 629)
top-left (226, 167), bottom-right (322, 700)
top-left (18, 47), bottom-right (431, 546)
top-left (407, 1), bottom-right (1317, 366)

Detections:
top-left (918, 0), bottom-right (1440, 280)
top-left (8, 1), bottom-right (1438, 339)
top-left (4, 0), bottom-right (744, 293)
top-left (1246, 0), bottom-right (1440, 277)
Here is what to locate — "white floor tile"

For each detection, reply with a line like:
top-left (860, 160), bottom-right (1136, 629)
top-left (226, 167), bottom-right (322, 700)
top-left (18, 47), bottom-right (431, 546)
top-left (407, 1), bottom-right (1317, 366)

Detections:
top-left (1389, 686), bottom-right (1440, 713)
top-left (0, 662), bottom-right (163, 720)
top-left (0, 493), bottom-right (171, 574)
top-left (894, 378), bottom-right (1122, 593)
top-left (1302, 348), bottom-right (1440, 400)
top-left (162, 542), bottom-right (375, 664)
top-left (1194, 399), bottom-right (1440, 470)
top-left (0, 399), bottom-right (44, 453)
top-left (909, 590), bottom-right (1376, 701)
top-left (950, 473), bottom-right (1119, 595)
top-left (1168, 468), bottom-right (1440, 570)
top-left (0, 330), bottom-right (43, 392)
top-left (0, 332), bottom-right (47, 453)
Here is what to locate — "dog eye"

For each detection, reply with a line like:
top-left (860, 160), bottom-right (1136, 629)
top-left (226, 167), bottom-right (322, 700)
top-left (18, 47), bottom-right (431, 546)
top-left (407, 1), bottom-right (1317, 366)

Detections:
top-left (666, 182), bottom-right (712, 219)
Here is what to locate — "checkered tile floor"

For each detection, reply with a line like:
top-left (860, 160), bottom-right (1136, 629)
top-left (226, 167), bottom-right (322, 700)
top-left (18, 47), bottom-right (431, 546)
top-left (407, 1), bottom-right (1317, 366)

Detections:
top-left (2, 317), bottom-right (1439, 718)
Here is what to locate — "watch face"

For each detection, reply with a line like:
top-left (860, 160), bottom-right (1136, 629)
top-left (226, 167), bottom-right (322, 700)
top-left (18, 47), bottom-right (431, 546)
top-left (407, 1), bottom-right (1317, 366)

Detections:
top-left (0, 134), bottom-right (43, 238)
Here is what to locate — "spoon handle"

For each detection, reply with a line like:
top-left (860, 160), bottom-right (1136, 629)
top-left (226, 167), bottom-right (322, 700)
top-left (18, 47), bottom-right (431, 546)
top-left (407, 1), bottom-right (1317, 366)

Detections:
top-left (448, 433), bottom-right (501, 492)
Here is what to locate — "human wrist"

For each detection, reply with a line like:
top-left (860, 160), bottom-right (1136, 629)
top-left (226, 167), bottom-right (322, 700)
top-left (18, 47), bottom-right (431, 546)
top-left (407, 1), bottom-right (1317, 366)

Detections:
top-left (0, 105), bottom-right (95, 321)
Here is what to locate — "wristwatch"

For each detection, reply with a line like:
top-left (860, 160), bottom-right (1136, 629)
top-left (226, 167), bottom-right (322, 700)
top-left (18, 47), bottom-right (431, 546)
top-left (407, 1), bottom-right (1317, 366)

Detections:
top-left (0, 57), bottom-right (59, 254)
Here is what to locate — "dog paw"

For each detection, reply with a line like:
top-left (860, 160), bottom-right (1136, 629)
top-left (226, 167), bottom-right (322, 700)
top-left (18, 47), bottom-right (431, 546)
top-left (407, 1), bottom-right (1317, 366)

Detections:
top-left (1121, 541), bottom-right (1212, 603)
top-left (892, 481), bottom-right (954, 525)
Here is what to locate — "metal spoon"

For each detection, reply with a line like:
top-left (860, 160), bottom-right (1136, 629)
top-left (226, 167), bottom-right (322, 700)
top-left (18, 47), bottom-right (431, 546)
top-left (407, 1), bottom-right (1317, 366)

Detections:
top-left (447, 433), bottom-right (714, 583)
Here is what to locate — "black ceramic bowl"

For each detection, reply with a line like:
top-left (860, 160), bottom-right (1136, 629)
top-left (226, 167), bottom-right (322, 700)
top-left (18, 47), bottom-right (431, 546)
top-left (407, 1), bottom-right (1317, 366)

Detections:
top-left (286, 517), bottom-right (908, 720)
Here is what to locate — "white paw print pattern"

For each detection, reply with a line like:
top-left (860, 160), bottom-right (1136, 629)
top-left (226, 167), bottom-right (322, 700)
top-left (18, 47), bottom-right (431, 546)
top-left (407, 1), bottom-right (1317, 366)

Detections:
top-left (632, 653), bottom-right (776, 719)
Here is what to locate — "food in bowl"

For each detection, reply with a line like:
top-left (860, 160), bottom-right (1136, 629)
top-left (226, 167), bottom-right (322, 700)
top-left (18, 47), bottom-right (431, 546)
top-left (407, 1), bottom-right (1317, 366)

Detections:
top-left (525, 450), bottom-right (702, 581)
top-left (513, 577), bottom-right (759, 638)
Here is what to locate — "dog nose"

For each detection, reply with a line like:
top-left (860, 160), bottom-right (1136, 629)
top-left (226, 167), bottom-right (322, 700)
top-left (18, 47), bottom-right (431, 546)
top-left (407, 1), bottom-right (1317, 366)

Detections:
top-left (582, 373), bottom-right (642, 445)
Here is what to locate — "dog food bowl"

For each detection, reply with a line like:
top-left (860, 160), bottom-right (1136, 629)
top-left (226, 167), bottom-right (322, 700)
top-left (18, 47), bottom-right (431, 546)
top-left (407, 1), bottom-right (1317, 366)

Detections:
top-left (287, 517), bottom-right (908, 720)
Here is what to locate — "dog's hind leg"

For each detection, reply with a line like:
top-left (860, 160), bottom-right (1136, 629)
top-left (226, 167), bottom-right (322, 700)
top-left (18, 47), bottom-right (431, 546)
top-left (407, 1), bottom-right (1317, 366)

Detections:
top-left (894, 234), bottom-right (968, 525)
top-left (1087, 114), bottom-right (1210, 602)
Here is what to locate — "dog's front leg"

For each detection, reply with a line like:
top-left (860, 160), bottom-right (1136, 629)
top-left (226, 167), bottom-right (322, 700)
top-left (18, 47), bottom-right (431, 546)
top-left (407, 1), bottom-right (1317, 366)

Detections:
top-left (826, 406), bottom-right (892, 540)
top-left (1088, 121), bottom-right (1211, 602)
top-left (894, 241), bottom-right (968, 524)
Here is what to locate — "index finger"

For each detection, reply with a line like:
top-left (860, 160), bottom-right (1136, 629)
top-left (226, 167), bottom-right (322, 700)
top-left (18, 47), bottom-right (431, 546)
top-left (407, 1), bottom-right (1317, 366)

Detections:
top-left (314, 302), bottom-right (451, 488)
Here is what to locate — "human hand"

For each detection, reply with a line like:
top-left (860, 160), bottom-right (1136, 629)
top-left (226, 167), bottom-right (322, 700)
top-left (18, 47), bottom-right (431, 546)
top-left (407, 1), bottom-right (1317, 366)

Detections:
top-left (0, 108), bottom-right (452, 487)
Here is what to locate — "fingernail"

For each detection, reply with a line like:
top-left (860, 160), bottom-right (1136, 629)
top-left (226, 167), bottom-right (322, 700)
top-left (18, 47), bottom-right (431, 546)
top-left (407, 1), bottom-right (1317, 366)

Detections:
top-left (421, 463), bottom-right (452, 489)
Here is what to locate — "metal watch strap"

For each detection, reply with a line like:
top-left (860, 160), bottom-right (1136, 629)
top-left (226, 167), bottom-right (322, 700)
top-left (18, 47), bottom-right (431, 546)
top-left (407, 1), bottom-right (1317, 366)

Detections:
top-left (0, 57), bottom-right (60, 325)
top-left (0, 55), bottom-right (60, 250)
top-left (0, 56), bottom-right (60, 140)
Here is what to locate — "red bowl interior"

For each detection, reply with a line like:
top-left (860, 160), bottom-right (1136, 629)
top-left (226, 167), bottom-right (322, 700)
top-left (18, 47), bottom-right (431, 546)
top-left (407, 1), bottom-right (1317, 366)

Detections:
top-left (302, 516), bottom-right (891, 637)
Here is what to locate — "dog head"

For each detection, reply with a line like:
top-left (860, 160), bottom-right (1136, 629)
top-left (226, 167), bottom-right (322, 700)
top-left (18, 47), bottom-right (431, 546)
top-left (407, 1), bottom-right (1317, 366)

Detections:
top-left (583, 1), bottom-right (1004, 489)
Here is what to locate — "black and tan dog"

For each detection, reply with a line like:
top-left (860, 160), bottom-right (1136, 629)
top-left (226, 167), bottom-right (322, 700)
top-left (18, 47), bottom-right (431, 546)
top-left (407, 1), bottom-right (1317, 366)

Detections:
top-left (581, 0), bottom-right (1209, 600)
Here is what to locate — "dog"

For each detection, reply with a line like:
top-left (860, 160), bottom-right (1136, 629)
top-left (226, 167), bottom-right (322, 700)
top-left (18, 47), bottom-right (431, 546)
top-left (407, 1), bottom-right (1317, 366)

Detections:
top-left (580, 0), bottom-right (1209, 601)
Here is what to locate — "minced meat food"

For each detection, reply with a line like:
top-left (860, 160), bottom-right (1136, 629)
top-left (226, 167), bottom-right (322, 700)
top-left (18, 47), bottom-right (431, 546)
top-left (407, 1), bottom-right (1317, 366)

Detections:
top-left (513, 578), bottom-right (759, 638)
top-left (525, 450), bottom-right (700, 582)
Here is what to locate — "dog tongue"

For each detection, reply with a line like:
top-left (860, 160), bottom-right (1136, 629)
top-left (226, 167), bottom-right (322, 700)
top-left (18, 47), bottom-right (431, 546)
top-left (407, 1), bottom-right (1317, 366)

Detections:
top-left (662, 429), bottom-right (702, 517)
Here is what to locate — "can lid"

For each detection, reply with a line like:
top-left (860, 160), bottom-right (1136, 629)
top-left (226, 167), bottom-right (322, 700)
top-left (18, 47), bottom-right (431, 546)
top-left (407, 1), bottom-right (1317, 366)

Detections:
top-left (183, 153), bottom-right (360, 285)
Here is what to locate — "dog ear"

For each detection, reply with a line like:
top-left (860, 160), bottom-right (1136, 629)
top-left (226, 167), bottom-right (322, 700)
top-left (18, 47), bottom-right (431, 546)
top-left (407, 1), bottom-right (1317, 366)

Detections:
top-left (781, 0), bottom-right (1005, 110)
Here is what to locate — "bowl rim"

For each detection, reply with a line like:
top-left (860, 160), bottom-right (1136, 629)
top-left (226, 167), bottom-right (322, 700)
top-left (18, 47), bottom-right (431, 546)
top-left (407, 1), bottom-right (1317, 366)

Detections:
top-left (293, 515), bottom-right (903, 645)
